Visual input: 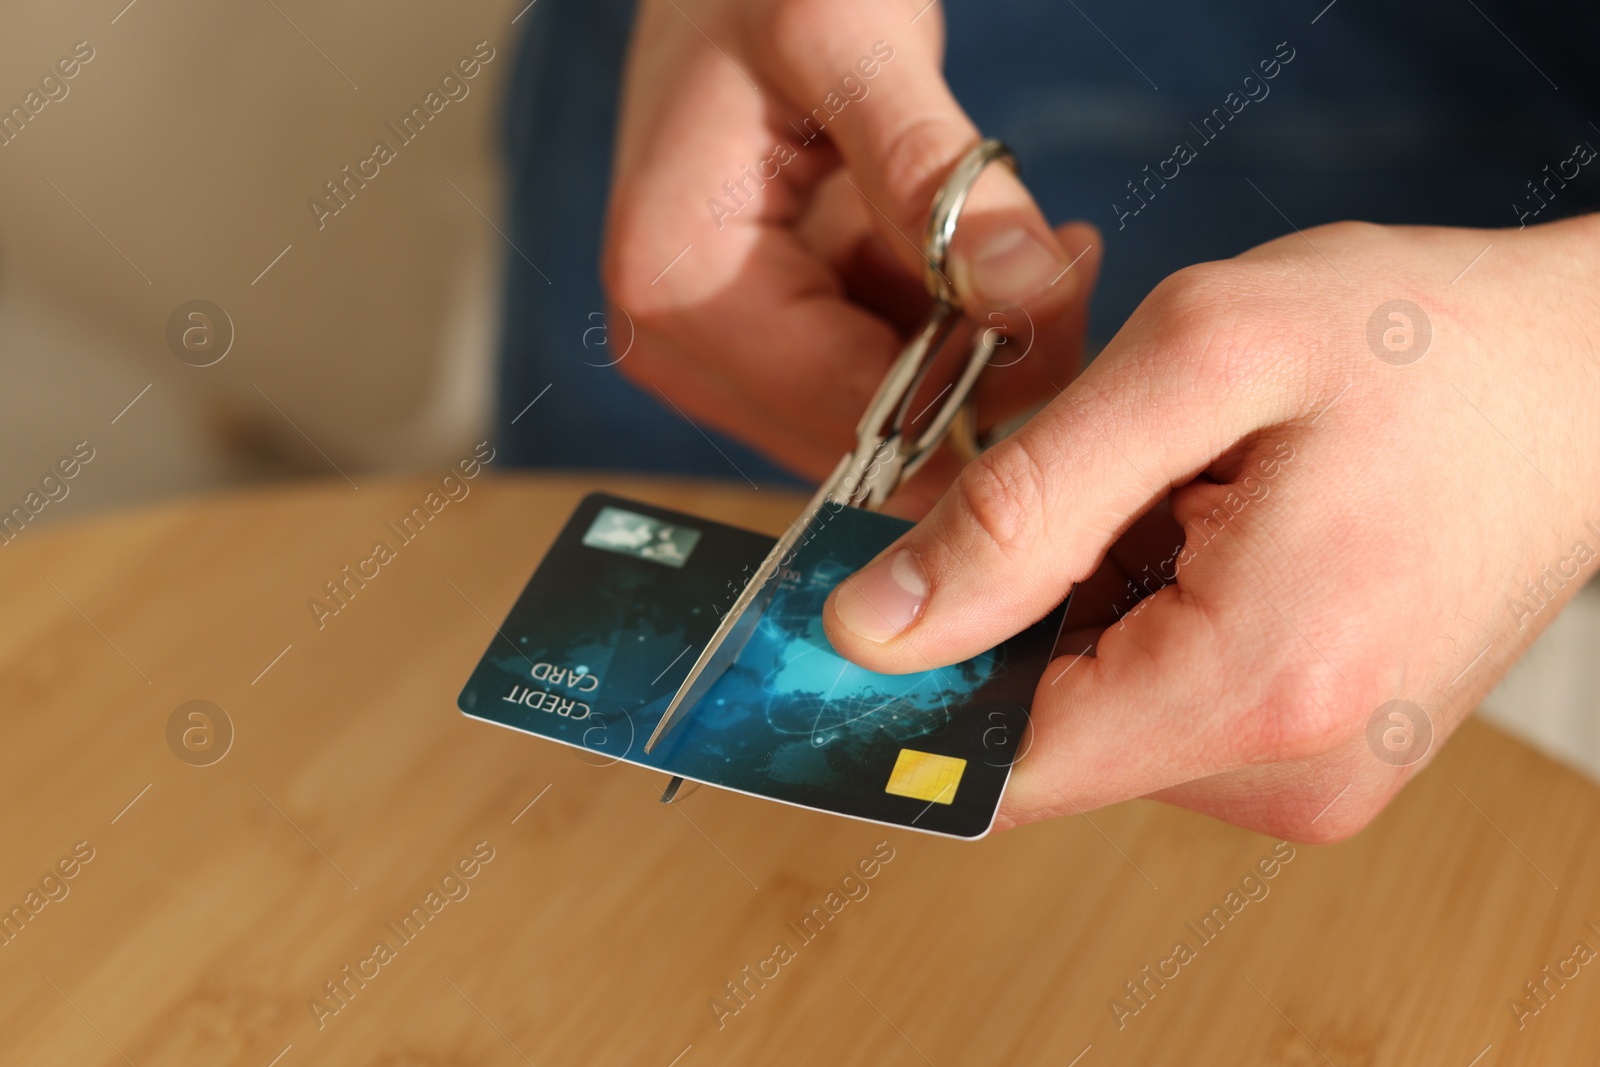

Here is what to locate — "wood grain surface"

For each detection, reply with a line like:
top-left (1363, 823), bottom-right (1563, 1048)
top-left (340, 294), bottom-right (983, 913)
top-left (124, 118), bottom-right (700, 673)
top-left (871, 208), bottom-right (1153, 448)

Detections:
top-left (2, 474), bottom-right (1598, 1066)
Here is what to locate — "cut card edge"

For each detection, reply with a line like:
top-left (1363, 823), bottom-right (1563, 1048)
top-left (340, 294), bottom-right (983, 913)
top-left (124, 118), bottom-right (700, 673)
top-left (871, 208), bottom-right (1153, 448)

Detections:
top-left (456, 702), bottom-right (1005, 841)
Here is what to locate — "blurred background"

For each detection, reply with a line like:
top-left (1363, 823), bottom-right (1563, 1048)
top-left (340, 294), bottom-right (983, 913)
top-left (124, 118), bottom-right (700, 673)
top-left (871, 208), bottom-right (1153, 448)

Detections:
top-left (0, 0), bottom-right (512, 509)
top-left (1, 0), bottom-right (1595, 780)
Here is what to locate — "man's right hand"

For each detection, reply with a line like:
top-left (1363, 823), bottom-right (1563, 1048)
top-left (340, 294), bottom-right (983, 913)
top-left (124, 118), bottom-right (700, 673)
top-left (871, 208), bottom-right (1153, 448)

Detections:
top-left (602, 0), bottom-right (1100, 481)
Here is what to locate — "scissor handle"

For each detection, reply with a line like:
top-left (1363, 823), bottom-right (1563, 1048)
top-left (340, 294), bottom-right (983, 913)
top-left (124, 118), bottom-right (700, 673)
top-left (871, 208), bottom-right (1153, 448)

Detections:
top-left (840, 138), bottom-right (1017, 510)
top-left (923, 139), bottom-right (1017, 305)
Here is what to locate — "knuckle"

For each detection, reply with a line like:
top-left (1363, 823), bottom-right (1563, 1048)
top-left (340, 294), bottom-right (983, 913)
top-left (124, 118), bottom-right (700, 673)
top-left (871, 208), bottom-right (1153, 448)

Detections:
top-left (1136, 262), bottom-right (1270, 389)
top-left (1306, 218), bottom-right (1384, 245)
top-left (950, 437), bottom-right (1050, 561)
top-left (599, 219), bottom-right (655, 315)
top-left (600, 223), bottom-right (687, 337)
top-left (611, 335), bottom-right (661, 389)
top-left (1142, 263), bottom-right (1250, 334)
top-left (598, 223), bottom-right (636, 303)
top-left (1288, 799), bottom-right (1381, 845)
top-left (875, 114), bottom-right (972, 222)
top-left (1249, 664), bottom-right (1357, 763)
top-left (761, 0), bottom-right (833, 60)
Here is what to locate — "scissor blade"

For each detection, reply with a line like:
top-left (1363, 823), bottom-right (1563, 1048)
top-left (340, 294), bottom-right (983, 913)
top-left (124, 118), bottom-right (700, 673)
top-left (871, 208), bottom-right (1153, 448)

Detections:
top-left (644, 466), bottom-right (849, 754)
top-left (643, 530), bottom-right (791, 753)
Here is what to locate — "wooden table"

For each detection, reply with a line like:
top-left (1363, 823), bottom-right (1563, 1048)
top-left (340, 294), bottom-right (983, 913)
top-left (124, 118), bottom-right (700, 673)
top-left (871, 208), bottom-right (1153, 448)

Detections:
top-left (4, 474), bottom-right (1599, 1066)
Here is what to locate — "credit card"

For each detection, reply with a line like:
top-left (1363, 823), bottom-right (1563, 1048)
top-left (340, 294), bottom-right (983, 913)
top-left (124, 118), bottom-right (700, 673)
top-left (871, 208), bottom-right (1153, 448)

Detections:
top-left (457, 493), bottom-right (1066, 838)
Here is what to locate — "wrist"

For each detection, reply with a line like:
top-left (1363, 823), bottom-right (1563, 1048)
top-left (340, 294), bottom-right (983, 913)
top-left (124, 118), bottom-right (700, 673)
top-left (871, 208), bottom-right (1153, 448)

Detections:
top-left (1533, 212), bottom-right (1600, 521)
top-left (1534, 210), bottom-right (1600, 288)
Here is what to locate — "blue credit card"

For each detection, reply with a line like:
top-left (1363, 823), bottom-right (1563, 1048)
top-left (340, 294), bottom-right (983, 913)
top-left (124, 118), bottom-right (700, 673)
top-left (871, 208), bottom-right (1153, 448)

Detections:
top-left (457, 493), bottom-right (1066, 838)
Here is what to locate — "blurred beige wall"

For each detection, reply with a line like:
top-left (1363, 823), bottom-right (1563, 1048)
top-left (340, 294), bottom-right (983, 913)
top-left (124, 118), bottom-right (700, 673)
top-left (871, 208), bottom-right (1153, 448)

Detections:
top-left (0, 0), bottom-right (523, 525)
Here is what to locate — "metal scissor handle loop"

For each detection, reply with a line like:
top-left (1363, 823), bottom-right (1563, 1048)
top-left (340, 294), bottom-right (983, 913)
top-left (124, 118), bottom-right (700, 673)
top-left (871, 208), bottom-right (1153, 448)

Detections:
top-left (844, 138), bottom-right (1017, 509)
top-left (923, 139), bottom-right (1017, 305)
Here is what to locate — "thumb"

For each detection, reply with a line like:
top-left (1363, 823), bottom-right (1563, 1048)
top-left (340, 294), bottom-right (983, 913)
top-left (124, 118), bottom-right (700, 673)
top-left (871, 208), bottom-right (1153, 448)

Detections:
top-left (759, 8), bottom-right (1084, 316)
top-left (821, 275), bottom-right (1308, 673)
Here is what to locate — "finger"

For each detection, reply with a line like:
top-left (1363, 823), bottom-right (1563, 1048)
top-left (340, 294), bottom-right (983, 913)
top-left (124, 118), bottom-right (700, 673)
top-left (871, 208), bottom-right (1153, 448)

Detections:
top-left (803, 207), bottom-right (1104, 454)
top-left (753, 2), bottom-right (1090, 321)
top-left (994, 615), bottom-right (1379, 837)
top-left (821, 266), bottom-right (1312, 672)
top-left (1144, 746), bottom-right (1408, 844)
top-left (878, 445), bottom-right (965, 521)
top-left (992, 583), bottom-right (1229, 824)
top-left (994, 442), bottom-right (1373, 831)
top-left (634, 231), bottom-right (904, 449)
top-left (605, 40), bottom-right (899, 470)
top-left (796, 168), bottom-right (932, 336)
top-left (1050, 499), bottom-right (1186, 634)
top-left (622, 320), bottom-right (852, 481)
top-left (972, 221), bottom-right (1103, 433)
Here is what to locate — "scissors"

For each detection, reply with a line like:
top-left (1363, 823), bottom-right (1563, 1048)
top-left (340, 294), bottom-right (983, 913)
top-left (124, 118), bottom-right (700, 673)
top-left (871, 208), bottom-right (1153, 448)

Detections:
top-left (645, 138), bottom-right (1020, 771)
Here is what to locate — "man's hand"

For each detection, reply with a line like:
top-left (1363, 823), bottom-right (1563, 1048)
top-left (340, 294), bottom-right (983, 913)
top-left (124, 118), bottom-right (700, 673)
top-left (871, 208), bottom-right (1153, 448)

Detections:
top-left (602, 0), bottom-right (1099, 480)
top-left (822, 214), bottom-right (1600, 841)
